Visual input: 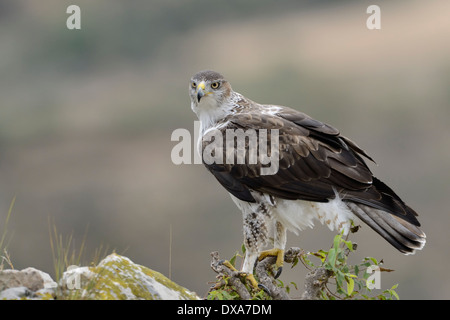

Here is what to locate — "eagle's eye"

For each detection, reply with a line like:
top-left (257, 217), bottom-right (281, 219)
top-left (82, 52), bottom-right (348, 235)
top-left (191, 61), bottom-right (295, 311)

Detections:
top-left (211, 82), bottom-right (220, 89)
top-left (191, 82), bottom-right (196, 88)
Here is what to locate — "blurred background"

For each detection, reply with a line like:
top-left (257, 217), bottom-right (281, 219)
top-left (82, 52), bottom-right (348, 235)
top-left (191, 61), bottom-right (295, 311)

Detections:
top-left (0, 0), bottom-right (449, 299)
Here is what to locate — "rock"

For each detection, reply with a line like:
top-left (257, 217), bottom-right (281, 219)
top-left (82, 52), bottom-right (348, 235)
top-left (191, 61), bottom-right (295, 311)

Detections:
top-left (0, 267), bottom-right (57, 293)
top-left (0, 253), bottom-right (200, 300)
top-left (59, 253), bottom-right (200, 300)
top-left (58, 266), bottom-right (93, 291)
top-left (0, 286), bottom-right (32, 299)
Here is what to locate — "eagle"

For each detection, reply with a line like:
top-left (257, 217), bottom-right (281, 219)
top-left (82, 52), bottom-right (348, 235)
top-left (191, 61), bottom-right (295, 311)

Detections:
top-left (189, 70), bottom-right (426, 288)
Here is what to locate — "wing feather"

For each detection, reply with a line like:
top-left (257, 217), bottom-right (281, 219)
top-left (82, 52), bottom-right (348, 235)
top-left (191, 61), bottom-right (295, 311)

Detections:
top-left (199, 97), bottom-right (425, 254)
top-left (202, 105), bottom-right (374, 202)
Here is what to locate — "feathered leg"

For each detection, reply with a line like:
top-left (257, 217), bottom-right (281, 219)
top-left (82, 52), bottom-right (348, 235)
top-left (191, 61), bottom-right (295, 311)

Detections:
top-left (258, 220), bottom-right (286, 278)
top-left (240, 209), bottom-right (269, 288)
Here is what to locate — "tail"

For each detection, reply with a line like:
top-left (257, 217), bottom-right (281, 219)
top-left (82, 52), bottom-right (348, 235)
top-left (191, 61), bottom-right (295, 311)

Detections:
top-left (344, 177), bottom-right (426, 254)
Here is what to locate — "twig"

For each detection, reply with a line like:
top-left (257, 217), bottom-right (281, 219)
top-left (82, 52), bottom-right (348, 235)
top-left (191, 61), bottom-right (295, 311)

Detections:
top-left (209, 251), bottom-right (251, 300)
top-left (209, 248), bottom-right (303, 300)
top-left (302, 242), bottom-right (357, 300)
top-left (301, 267), bottom-right (333, 300)
top-left (254, 255), bottom-right (291, 300)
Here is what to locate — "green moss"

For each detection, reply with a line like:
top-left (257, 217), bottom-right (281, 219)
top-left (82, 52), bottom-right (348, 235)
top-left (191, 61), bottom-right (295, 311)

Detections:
top-left (78, 254), bottom-right (199, 300)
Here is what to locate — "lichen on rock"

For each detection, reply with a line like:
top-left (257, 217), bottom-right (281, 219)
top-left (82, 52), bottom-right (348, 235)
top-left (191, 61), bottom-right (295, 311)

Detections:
top-left (0, 254), bottom-right (200, 300)
top-left (60, 253), bottom-right (200, 300)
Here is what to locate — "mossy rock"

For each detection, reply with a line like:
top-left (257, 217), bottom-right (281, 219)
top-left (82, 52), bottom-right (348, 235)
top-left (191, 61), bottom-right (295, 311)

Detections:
top-left (60, 253), bottom-right (200, 300)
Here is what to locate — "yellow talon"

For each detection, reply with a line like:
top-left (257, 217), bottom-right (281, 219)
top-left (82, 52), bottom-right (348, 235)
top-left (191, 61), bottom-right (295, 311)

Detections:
top-left (221, 260), bottom-right (238, 272)
top-left (258, 248), bottom-right (284, 278)
top-left (241, 273), bottom-right (259, 289)
top-left (219, 260), bottom-right (260, 290)
top-left (259, 248), bottom-right (284, 266)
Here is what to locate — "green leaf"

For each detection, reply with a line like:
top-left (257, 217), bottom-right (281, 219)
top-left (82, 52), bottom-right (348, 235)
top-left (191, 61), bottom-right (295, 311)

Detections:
top-left (335, 270), bottom-right (345, 288)
top-left (291, 256), bottom-right (299, 268)
top-left (343, 239), bottom-right (354, 252)
top-left (311, 250), bottom-right (327, 264)
top-left (290, 281), bottom-right (298, 290)
top-left (317, 250), bottom-right (327, 263)
top-left (229, 255), bottom-right (236, 267)
top-left (328, 248), bottom-right (337, 268)
top-left (388, 284), bottom-right (400, 300)
top-left (347, 277), bottom-right (355, 296)
top-left (391, 290), bottom-right (400, 300)
top-left (341, 264), bottom-right (349, 274)
top-left (333, 234), bottom-right (341, 250)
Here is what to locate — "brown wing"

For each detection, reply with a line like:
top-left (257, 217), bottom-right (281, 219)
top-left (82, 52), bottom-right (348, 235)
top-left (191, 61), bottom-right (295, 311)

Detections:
top-left (203, 106), bottom-right (373, 203)
top-left (202, 104), bottom-right (425, 254)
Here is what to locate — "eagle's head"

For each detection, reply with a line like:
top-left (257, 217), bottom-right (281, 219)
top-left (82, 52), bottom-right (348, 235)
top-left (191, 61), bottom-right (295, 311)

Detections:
top-left (189, 70), bottom-right (233, 119)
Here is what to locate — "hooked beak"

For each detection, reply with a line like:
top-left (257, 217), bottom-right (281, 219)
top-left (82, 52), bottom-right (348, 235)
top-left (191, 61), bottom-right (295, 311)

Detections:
top-left (197, 81), bottom-right (206, 102)
top-left (197, 88), bottom-right (205, 102)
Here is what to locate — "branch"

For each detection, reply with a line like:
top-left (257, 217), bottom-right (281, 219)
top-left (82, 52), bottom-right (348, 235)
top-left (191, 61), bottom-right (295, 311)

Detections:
top-left (256, 247), bottom-right (305, 300)
top-left (301, 267), bottom-right (333, 300)
top-left (301, 242), bottom-right (357, 300)
top-left (209, 245), bottom-right (359, 300)
top-left (209, 248), bottom-right (301, 300)
top-left (210, 251), bottom-right (251, 300)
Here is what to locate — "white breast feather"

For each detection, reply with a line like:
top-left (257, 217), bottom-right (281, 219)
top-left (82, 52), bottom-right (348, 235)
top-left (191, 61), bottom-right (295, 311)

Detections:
top-left (231, 190), bottom-right (356, 236)
top-left (274, 196), bottom-right (356, 236)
